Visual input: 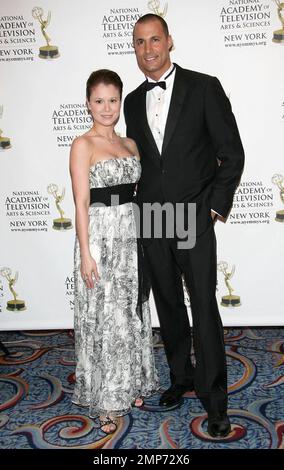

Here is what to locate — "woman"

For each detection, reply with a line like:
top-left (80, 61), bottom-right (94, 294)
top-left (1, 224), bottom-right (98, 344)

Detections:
top-left (70, 69), bottom-right (158, 434)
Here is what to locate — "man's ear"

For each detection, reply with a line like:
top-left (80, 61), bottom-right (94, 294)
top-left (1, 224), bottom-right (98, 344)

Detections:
top-left (168, 34), bottom-right (174, 52)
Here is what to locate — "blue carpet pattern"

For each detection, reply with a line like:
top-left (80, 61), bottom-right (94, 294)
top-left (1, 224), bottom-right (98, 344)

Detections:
top-left (0, 328), bottom-right (284, 449)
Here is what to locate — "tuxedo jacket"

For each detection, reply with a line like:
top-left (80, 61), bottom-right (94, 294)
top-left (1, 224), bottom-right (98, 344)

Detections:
top-left (124, 64), bottom-right (245, 240)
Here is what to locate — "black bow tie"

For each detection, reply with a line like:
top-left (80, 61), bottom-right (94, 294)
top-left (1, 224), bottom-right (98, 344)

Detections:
top-left (146, 81), bottom-right (166, 91)
top-left (146, 65), bottom-right (176, 92)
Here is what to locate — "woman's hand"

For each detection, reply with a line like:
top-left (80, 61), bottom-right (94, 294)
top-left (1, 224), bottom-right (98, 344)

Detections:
top-left (80, 255), bottom-right (100, 289)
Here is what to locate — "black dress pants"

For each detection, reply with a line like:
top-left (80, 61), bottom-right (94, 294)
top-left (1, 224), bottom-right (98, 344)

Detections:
top-left (144, 222), bottom-right (227, 413)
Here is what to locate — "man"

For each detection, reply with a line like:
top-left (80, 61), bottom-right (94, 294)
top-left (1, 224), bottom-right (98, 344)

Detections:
top-left (124, 14), bottom-right (244, 438)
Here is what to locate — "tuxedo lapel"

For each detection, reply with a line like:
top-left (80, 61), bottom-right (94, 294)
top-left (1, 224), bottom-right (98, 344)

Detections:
top-left (161, 65), bottom-right (194, 155)
top-left (134, 82), bottom-right (161, 166)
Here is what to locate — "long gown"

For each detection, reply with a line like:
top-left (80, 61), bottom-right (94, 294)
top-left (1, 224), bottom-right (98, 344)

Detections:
top-left (72, 155), bottom-right (158, 418)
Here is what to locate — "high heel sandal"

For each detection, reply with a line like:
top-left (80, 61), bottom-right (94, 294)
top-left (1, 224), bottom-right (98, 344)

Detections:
top-left (133, 397), bottom-right (144, 408)
top-left (99, 416), bottom-right (118, 434)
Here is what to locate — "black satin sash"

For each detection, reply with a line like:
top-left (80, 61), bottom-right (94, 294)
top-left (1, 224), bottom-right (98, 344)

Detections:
top-left (90, 183), bottom-right (136, 207)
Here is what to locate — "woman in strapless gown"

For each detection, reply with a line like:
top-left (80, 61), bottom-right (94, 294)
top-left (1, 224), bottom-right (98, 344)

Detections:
top-left (70, 70), bottom-right (158, 434)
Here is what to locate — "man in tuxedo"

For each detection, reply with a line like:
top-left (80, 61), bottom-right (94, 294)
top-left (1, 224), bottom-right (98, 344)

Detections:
top-left (124, 14), bottom-right (244, 438)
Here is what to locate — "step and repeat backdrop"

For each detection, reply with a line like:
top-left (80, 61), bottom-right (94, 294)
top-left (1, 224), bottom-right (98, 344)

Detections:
top-left (0, 0), bottom-right (283, 329)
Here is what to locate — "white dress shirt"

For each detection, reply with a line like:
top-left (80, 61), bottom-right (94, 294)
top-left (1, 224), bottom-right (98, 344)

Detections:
top-left (146, 63), bottom-right (176, 154)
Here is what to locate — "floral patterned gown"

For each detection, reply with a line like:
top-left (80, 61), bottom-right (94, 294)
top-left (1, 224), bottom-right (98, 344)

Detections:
top-left (72, 155), bottom-right (158, 418)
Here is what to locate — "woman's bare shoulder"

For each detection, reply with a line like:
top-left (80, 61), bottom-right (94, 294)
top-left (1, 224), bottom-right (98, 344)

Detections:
top-left (71, 134), bottom-right (96, 161)
top-left (121, 137), bottom-right (140, 158)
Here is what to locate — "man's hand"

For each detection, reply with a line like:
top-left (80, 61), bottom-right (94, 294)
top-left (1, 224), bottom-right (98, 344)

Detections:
top-left (211, 210), bottom-right (226, 222)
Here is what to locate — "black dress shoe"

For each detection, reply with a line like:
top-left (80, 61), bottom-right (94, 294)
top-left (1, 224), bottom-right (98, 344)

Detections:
top-left (159, 383), bottom-right (194, 407)
top-left (207, 411), bottom-right (231, 438)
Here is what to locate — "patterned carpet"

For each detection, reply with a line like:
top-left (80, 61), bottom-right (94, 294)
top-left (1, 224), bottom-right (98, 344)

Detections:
top-left (0, 328), bottom-right (284, 449)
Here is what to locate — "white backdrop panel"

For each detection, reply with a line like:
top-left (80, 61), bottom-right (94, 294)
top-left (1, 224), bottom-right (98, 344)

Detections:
top-left (0, 0), bottom-right (283, 328)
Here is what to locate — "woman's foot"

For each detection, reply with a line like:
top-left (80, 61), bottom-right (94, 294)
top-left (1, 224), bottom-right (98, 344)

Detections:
top-left (134, 397), bottom-right (144, 407)
top-left (99, 416), bottom-right (117, 434)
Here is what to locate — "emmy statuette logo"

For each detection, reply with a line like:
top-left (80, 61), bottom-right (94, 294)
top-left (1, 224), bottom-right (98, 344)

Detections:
top-left (0, 267), bottom-right (26, 312)
top-left (218, 261), bottom-right (241, 308)
top-left (148, 0), bottom-right (168, 18)
top-left (47, 184), bottom-right (72, 230)
top-left (32, 7), bottom-right (60, 59)
top-left (0, 106), bottom-right (11, 150)
top-left (272, 174), bottom-right (284, 222)
top-left (272, 0), bottom-right (284, 43)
